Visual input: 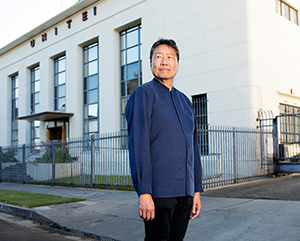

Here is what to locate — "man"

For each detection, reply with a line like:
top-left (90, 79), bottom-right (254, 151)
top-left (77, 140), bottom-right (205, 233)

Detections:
top-left (126, 39), bottom-right (203, 241)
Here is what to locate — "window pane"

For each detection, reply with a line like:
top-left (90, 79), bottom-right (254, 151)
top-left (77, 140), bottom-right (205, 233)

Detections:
top-left (13, 120), bottom-right (18, 130)
top-left (84, 64), bottom-right (88, 77)
top-left (36, 104), bottom-right (40, 113)
top-left (34, 81), bottom-right (40, 92)
top-left (84, 49), bottom-right (88, 63)
top-left (13, 108), bottom-right (18, 119)
top-left (32, 127), bottom-right (40, 138)
top-left (34, 92), bottom-right (40, 104)
top-left (35, 69), bottom-right (40, 80)
top-left (55, 60), bottom-right (58, 73)
top-left (34, 121), bottom-right (40, 127)
top-left (13, 130), bottom-right (18, 140)
top-left (282, 3), bottom-right (289, 19)
top-left (84, 77), bottom-right (88, 90)
top-left (15, 88), bottom-right (19, 98)
top-left (58, 72), bottom-right (66, 85)
top-left (122, 114), bottom-right (126, 129)
top-left (88, 103), bottom-right (98, 118)
top-left (121, 66), bottom-right (125, 80)
top-left (290, 8), bottom-right (297, 24)
top-left (121, 82), bottom-right (125, 97)
top-left (121, 98), bottom-right (126, 113)
top-left (58, 97), bottom-right (66, 109)
top-left (58, 85), bottom-right (65, 98)
top-left (88, 89), bottom-right (98, 103)
top-left (88, 75), bottom-right (98, 89)
top-left (15, 77), bottom-right (19, 88)
top-left (89, 46), bottom-right (97, 61)
top-left (84, 91), bottom-right (87, 104)
top-left (89, 61), bottom-right (97, 75)
top-left (127, 78), bottom-right (138, 95)
top-left (127, 30), bottom-right (138, 47)
top-left (89, 119), bottom-right (98, 132)
top-left (121, 35), bottom-right (125, 50)
top-left (84, 120), bottom-right (88, 133)
top-left (59, 58), bottom-right (66, 72)
top-left (127, 62), bottom-right (139, 79)
top-left (127, 46), bottom-right (138, 63)
top-left (84, 106), bottom-right (88, 119)
top-left (121, 51), bottom-right (126, 65)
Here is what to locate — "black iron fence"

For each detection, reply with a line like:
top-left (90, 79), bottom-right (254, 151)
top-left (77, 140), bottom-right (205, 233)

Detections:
top-left (0, 126), bottom-right (274, 190)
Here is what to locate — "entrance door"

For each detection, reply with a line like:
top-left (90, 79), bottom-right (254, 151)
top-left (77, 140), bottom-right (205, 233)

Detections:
top-left (49, 126), bottom-right (62, 141)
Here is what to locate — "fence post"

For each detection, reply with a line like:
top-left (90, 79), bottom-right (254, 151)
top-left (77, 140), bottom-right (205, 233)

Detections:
top-left (22, 144), bottom-right (26, 184)
top-left (0, 146), bottom-right (2, 183)
top-left (272, 117), bottom-right (279, 175)
top-left (52, 141), bottom-right (55, 186)
top-left (259, 119), bottom-right (264, 168)
top-left (91, 135), bottom-right (95, 188)
top-left (233, 127), bottom-right (237, 183)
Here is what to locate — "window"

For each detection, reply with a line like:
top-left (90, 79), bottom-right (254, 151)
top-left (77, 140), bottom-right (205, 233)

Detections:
top-left (31, 66), bottom-right (40, 146)
top-left (279, 103), bottom-right (300, 114)
top-left (192, 94), bottom-right (209, 155)
top-left (54, 56), bottom-right (66, 110)
top-left (12, 75), bottom-right (19, 146)
top-left (120, 25), bottom-right (142, 134)
top-left (83, 42), bottom-right (99, 142)
top-left (276, 0), bottom-right (298, 25)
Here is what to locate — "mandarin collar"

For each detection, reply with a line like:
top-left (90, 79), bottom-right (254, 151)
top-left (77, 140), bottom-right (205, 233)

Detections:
top-left (153, 78), bottom-right (174, 92)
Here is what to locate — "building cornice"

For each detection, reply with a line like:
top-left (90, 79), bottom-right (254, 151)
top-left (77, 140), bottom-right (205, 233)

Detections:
top-left (0, 0), bottom-right (100, 56)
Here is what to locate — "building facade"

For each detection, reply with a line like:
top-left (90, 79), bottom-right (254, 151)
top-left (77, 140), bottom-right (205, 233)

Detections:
top-left (1, 0), bottom-right (300, 147)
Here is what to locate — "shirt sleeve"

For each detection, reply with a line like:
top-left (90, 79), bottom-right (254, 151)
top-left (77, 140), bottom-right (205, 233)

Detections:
top-left (125, 86), bottom-right (153, 196)
top-left (193, 118), bottom-right (204, 193)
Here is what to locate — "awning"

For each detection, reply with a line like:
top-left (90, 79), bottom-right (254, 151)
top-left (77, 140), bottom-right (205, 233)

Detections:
top-left (18, 111), bottom-right (74, 122)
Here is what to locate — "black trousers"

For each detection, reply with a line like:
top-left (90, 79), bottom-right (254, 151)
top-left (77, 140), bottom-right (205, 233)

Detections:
top-left (144, 196), bottom-right (193, 241)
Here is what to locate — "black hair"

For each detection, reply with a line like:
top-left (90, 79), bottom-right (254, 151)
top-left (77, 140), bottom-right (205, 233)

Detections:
top-left (149, 39), bottom-right (180, 61)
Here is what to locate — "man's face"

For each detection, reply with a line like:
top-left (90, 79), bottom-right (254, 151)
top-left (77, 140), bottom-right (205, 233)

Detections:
top-left (150, 44), bottom-right (179, 82)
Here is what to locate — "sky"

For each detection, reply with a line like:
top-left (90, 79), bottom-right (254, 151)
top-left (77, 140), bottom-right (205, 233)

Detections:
top-left (0, 0), bottom-right (77, 49)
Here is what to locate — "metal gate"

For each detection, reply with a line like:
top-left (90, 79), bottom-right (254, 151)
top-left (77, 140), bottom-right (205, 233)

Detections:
top-left (257, 111), bottom-right (300, 173)
top-left (273, 113), bottom-right (300, 173)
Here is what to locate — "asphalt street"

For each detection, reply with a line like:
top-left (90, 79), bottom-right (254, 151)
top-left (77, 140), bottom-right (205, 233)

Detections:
top-left (0, 212), bottom-right (94, 241)
top-left (201, 174), bottom-right (300, 201)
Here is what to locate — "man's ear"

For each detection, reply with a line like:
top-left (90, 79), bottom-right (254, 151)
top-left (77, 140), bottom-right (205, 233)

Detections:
top-left (150, 60), bottom-right (153, 69)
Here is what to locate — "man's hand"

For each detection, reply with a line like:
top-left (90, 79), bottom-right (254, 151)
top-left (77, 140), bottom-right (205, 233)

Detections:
top-left (190, 192), bottom-right (201, 220)
top-left (139, 194), bottom-right (155, 221)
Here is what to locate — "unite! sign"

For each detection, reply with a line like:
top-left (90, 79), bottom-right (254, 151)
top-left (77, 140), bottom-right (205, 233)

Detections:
top-left (30, 7), bottom-right (96, 48)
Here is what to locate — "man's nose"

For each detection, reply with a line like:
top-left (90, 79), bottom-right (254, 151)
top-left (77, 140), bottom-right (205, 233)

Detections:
top-left (160, 56), bottom-right (168, 65)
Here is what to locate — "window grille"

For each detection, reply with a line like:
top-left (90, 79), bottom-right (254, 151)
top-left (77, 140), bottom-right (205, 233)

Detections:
top-left (192, 94), bottom-right (209, 155)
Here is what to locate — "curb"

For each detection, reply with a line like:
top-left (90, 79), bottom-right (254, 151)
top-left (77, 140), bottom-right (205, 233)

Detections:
top-left (0, 203), bottom-right (119, 241)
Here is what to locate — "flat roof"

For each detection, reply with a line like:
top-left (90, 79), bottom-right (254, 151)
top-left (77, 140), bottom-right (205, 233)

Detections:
top-left (0, 0), bottom-right (100, 56)
top-left (18, 111), bottom-right (74, 122)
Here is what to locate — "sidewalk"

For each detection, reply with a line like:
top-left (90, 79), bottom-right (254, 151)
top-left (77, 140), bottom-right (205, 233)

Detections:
top-left (1, 174), bottom-right (300, 241)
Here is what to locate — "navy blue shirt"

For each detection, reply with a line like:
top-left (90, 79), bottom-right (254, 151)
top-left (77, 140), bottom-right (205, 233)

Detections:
top-left (126, 78), bottom-right (203, 198)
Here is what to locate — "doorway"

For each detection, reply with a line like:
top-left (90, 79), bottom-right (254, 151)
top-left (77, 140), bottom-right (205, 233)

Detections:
top-left (46, 119), bottom-right (68, 142)
top-left (48, 126), bottom-right (62, 141)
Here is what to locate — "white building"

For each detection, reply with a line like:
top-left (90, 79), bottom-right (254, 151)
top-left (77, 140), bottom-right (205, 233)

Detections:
top-left (1, 0), bottom-right (300, 147)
